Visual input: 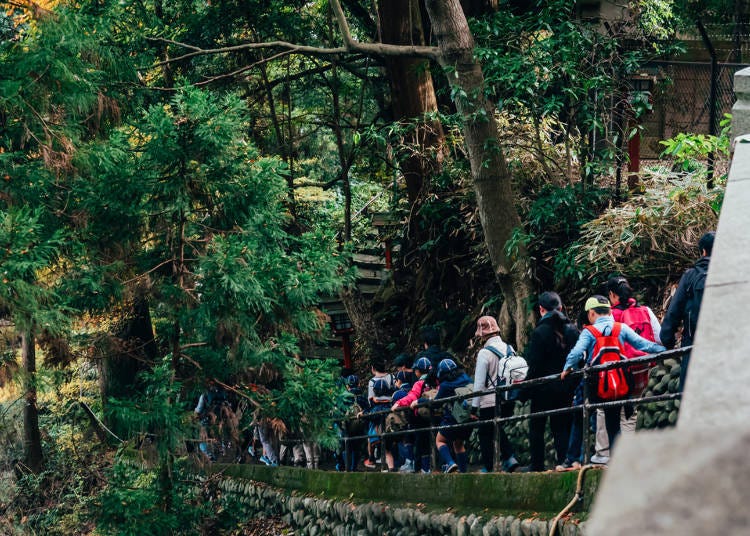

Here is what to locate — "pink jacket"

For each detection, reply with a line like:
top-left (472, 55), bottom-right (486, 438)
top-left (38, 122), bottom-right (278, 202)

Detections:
top-left (394, 379), bottom-right (426, 407)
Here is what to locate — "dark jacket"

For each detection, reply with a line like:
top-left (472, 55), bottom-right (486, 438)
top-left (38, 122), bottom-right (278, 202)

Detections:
top-left (661, 256), bottom-right (710, 349)
top-left (435, 371), bottom-right (473, 421)
top-left (416, 345), bottom-right (454, 370)
top-left (524, 311), bottom-right (579, 405)
top-left (435, 372), bottom-right (473, 401)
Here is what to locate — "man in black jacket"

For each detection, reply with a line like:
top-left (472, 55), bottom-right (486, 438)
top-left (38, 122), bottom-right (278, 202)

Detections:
top-left (660, 231), bottom-right (714, 389)
top-left (523, 292), bottom-right (579, 472)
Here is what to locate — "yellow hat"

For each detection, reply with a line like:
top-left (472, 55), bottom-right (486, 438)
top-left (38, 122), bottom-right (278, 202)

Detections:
top-left (584, 296), bottom-right (610, 312)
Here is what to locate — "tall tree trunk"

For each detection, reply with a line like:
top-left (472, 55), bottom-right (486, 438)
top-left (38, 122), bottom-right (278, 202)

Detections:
top-left (424, 0), bottom-right (534, 346)
top-left (22, 330), bottom-right (43, 472)
top-left (378, 0), bottom-right (445, 205)
top-left (99, 294), bottom-right (157, 437)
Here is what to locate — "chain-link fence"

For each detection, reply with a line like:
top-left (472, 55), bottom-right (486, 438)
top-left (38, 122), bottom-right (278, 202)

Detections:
top-left (641, 60), bottom-right (745, 158)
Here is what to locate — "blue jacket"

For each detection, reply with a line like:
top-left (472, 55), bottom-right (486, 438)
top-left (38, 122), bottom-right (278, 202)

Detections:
top-left (563, 316), bottom-right (666, 372)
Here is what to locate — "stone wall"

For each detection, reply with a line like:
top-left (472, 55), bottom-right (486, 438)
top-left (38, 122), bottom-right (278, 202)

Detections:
top-left (216, 476), bottom-right (588, 536)
top-left (211, 465), bottom-right (602, 536)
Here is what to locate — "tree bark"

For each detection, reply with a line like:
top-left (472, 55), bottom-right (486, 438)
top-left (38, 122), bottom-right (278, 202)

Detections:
top-left (99, 294), bottom-right (157, 437)
top-left (378, 0), bottom-right (445, 205)
top-left (423, 0), bottom-right (534, 346)
top-left (22, 330), bottom-right (43, 472)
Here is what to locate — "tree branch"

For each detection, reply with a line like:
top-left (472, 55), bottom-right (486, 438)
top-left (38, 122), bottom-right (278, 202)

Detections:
top-left (329, 0), bottom-right (440, 60)
top-left (194, 49), bottom-right (294, 87)
top-left (145, 36), bottom-right (348, 68)
top-left (144, 0), bottom-right (440, 67)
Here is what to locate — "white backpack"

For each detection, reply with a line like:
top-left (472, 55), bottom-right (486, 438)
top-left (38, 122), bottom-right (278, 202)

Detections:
top-left (486, 345), bottom-right (528, 401)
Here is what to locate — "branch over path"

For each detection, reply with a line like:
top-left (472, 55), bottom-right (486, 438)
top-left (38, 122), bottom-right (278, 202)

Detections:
top-left (147, 0), bottom-right (440, 66)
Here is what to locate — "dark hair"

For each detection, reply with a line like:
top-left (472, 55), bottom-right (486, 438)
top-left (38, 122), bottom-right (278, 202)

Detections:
top-left (698, 231), bottom-right (715, 256)
top-left (392, 352), bottom-right (412, 368)
top-left (606, 276), bottom-right (633, 304)
top-left (420, 326), bottom-right (440, 346)
top-left (549, 310), bottom-right (571, 350)
top-left (538, 291), bottom-right (562, 312)
top-left (370, 360), bottom-right (387, 374)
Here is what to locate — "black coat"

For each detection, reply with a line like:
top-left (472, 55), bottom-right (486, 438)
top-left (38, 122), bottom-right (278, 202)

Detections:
top-left (524, 311), bottom-right (579, 406)
top-left (661, 256), bottom-right (710, 349)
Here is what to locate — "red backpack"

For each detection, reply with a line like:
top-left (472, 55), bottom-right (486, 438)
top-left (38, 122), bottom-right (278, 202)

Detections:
top-left (584, 323), bottom-right (632, 401)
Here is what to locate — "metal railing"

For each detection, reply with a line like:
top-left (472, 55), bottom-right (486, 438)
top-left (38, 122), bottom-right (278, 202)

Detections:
top-left (340, 347), bottom-right (688, 472)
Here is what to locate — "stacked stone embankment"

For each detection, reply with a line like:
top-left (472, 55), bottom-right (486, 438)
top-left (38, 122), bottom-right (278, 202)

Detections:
top-left (212, 465), bottom-right (601, 536)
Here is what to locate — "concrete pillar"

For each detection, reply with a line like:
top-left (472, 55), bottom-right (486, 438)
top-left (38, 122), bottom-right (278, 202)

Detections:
top-left (731, 66), bottom-right (750, 143)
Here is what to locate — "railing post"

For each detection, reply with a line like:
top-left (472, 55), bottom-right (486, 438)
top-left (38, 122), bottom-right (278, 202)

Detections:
top-left (430, 399), bottom-right (438, 473)
top-left (343, 435), bottom-right (349, 472)
top-left (493, 386), bottom-right (502, 472)
top-left (582, 362), bottom-right (591, 465)
top-left (379, 423), bottom-right (387, 469)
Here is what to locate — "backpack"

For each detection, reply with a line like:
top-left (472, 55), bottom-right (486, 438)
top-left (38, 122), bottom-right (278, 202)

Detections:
top-left (200, 388), bottom-right (229, 424)
top-left (619, 306), bottom-right (656, 357)
top-left (370, 374), bottom-right (395, 401)
top-left (485, 345), bottom-right (529, 401)
top-left (685, 264), bottom-right (707, 338)
top-left (584, 323), bottom-right (633, 401)
top-left (616, 304), bottom-right (657, 393)
top-left (450, 384), bottom-right (475, 423)
top-left (385, 410), bottom-right (409, 433)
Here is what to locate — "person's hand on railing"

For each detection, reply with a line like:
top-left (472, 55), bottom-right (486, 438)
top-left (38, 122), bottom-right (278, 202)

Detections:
top-left (469, 407), bottom-right (479, 421)
top-left (560, 369), bottom-right (572, 380)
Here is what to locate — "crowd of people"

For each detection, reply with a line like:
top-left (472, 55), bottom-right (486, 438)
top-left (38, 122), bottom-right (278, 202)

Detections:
top-left (194, 232), bottom-right (714, 473)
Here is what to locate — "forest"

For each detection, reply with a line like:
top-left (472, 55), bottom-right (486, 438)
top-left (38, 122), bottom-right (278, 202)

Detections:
top-left (0, 0), bottom-right (730, 534)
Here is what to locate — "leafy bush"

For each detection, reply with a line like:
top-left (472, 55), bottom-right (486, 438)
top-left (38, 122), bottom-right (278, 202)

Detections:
top-left (555, 169), bottom-right (723, 305)
top-left (659, 114), bottom-right (731, 172)
top-left (506, 183), bottom-right (610, 280)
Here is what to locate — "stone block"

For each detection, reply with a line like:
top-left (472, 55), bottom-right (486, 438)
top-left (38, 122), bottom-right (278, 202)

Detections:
top-left (588, 427), bottom-right (750, 534)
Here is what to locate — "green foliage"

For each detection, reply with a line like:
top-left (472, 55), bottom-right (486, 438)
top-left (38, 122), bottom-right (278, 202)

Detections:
top-left (506, 183), bottom-right (610, 275)
top-left (269, 358), bottom-right (343, 449)
top-left (473, 0), bottom-right (676, 182)
top-left (634, 0), bottom-right (677, 41)
top-left (555, 170), bottom-right (723, 303)
top-left (96, 459), bottom-right (206, 536)
top-left (659, 113), bottom-right (731, 171)
top-left (0, 206), bottom-right (70, 333)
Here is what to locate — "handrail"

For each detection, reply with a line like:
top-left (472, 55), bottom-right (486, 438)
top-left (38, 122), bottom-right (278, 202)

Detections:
top-left (347, 346), bottom-right (689, 422)
top-left (338, 346), bottom-right (689, 470)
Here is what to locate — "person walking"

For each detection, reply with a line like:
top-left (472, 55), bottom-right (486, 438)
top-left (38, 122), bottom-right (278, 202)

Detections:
top-left (660, 231), bottom-right (714, 389)
top-left (524, 292), bottom-right (579, 472)
top-left (391, 357), bottom-right (436, 473)
top-left (561, 296), bottom-right (665, 454)
top-left (605, 275), bottom-right (662, 454)
top-left (469, 315), bottom-right (520, 473)
top-left (434, 358), bottom-right (473, 473)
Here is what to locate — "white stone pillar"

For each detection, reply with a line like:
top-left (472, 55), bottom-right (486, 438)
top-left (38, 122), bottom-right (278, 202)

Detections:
top-left (731, 66), bottom-right (750, 143)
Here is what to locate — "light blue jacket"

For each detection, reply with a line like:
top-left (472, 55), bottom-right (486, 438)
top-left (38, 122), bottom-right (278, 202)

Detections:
top-left (563, 316), bottom-right (666, 372)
